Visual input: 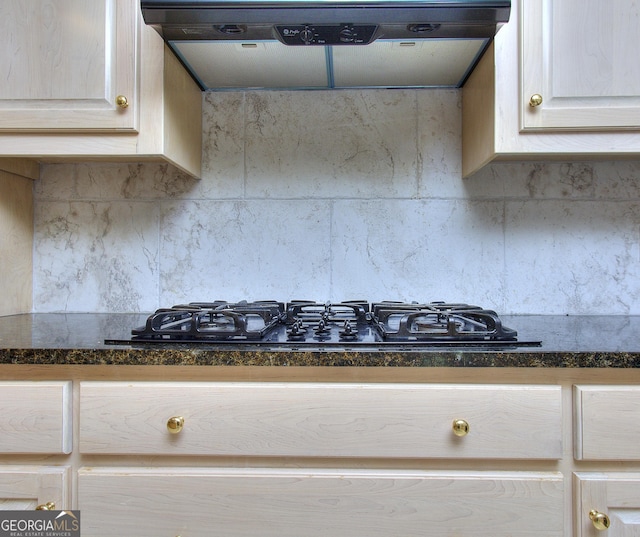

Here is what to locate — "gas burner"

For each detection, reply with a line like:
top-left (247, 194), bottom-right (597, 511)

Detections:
top-left (132, 301), bottom-right (284, 341)
top-left (112, 299), bottom-right (538, 348)
top-left (370, 302), bottom-right (517, 341)
top-left (285, 301), bottom-right (369, 324)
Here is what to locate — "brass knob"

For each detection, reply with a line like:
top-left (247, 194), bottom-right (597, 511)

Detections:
top-left (589, 509), bottom-right (610, 530)
top-left (167, 416), bottom-right (184, 434)
top-left (529, 93), bottom-right (543, 107)
top-left (452, 419), bottom-right (470, 437)
top-left (36, 502), bottom-right (55, 510)
top-left (115, 95), bottom-right (129, 109)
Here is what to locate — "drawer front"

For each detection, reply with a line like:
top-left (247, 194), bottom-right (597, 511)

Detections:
top-left (575, 385), bottom-right (640, 460)
top-left (78, 467), bottom-right (564, 537)
top-left (80, 382), bottom-right (562, 459)
top-left (1, 381), bottom-right (72, 454)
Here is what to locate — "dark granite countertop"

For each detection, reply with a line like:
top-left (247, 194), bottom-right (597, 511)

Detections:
top-left (0, 313), bottom-right (639, 367)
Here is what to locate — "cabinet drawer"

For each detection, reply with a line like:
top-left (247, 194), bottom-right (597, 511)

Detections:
top-left (575, 385), bottom-right (640, 460)
top-left (78, 467), bottom-right (563, 537)
top-left (1, 381), bottom-right (72, 454)
top-left (79, 382), bottom-right (562, 459)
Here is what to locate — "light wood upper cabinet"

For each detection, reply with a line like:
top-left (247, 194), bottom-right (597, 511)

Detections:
top-left (521, 0), bottom-right (640, 131)
top-left (462, 0), bottom-right (640, 177)
top-left (0, 0), bottom-right (137, 132)
top-left (0, 0), bottom-right (202, 177)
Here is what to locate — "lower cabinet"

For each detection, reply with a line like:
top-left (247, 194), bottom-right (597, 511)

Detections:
top-left (1, 381), bottom-right (72, 454)
top-left (574, 473), bottom-right (640, 536)
top-left (78, 382), bottom-right (562, 459)
top-left (573, 385), bottom-right (640, 536)
top-left (78, 467), bottom-right (564, 537)
top-left (574, 385), bottom-right (640, 461)
top-left (0, 382), bottom-right (72, 511)
top-left (73, 381), bottom-right (565, 536)
top-left (7, 374), bottom-right (640, 536)
top-left (0, 466), bottom-right (71, 511)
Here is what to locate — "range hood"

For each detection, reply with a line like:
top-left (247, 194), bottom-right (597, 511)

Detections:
top-left (140, 0), bottom-right (510, 90)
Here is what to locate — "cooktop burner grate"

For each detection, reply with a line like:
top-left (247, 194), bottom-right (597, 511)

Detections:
top-left (370, 302), bottom-right (517, 341)
top-left (105, 300), bottom-right (541, 349)
top-left (132, 300), bottom-right (285, 341)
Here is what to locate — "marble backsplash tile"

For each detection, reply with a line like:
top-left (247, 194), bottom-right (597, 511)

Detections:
top-left (159, 199), bottom-right (332, 303)
top-left (33, 89), bottom-right (640, 314)
top-left (34, 200), bottom-right (160, 312)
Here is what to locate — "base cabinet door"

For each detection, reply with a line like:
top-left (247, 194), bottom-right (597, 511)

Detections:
top-left (78, 468), bottom-right (564, 537)
top-left (574, 473), bottom-right (640, 536)
top-left (0, 466), bottom-right (71, 511)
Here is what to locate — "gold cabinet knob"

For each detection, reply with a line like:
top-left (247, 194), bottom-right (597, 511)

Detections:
top-left (589, 509), bottom-right (611, 530)
top-left (452, 419), bottom-right (470, 437)
top-left (529, 93), bottom-right (543, 107)
top-left (35, 502), bottom-right (55, 510)
top-left (167, 416), bottom-right (184, 434)
top-left (115, 95), bottom-right (129, 109)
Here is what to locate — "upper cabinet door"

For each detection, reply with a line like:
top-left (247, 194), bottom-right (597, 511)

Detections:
top-left (521, 0), bottom-right (640, 131)
top-left (0, 0), bottom-right (137, 132)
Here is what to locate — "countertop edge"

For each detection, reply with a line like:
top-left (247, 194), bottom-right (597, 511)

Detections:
top-left (2, 348), bottom-right (640, 368)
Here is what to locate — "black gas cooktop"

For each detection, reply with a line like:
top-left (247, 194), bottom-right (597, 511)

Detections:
top-left (105, 301), bottom-right (541, 349)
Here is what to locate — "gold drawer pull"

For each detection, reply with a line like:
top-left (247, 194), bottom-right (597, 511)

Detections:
top-left (529, 93), bottom-right (543, 107)
top-left (452, 419), bottom-right (470, 437)
top-left (167, 416), bottom-right (185, 434)
top-left (589, 509), bottom-right (610, 530)
top-left (35, 502), bottom-right (55, 510)
top-left (115, 95), bottom-right (129, 109)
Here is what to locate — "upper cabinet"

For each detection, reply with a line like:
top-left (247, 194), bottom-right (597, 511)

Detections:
top-left (521, 0), bottom-right (640, 131)
top-left (462, 0), bottom-right (640, 177)
top-left (0, 0), bottom-right (202, 177)
top-left (0, 0), bottom-right (137, 132)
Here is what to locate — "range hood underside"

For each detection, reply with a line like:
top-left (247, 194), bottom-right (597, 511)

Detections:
top-left (172, 38), bottom-right (490, 90)
top-left (141, 2), bottom-right (510, 90)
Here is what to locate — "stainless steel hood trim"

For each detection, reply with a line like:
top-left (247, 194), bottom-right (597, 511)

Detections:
top-left (141, 1), bottom-right (511, 26)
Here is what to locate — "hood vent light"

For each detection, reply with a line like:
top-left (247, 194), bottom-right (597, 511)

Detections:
top-left (407, 23), bottom-right (441, 33)
top-left (217, 24), bottom-right (248, 35)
